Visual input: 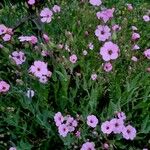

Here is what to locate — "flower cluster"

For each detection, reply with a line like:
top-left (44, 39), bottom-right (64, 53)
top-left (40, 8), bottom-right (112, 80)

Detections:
top-left (29, 60), bottom-right (52, 83)
top-left (0, 24), bottom-right (13, 41)
top-left (54, 112), bottom-right (78, 137)
top-left (101, 112), bottom-right (136, 140)
top-left (40, 5), bottom-right (61, 23)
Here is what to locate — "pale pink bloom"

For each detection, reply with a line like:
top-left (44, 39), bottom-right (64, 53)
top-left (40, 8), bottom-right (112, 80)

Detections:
top-left (131, 56), bottom-right (138, 62)
top-left (29, 61), bottom-right (49, 78)
top-left (57, 44), bottom-right (64, 49)
top-left (30, 36), bottom-right (38, 44)
top-left (88, 42), bottom-right (94, 50)
top-left (2, 34), bottom-right (11, 41)
top-left (28, 0), bottom-right (35, 5)
top-left (144, 49), bottom-right (150, 59)
top-left (112, 24), bottom-right (121, 31)
top-left (95, 25), bottom-right (111, 42)
top-left (0, 44), bottom-right (3, 48)
top-left (9, 147), bottom-right (16, 150)
top-left (18, 36), bottom-right (31, 42)
top-left (103, 62), bottom-right (113, 72)
top-left (127, 4), bottom-right (133, 11)
top-left (6, 28), bottom-right (13, 35)
top-left (147, 67), bottom-right (150, 72)
top-left (96, 8), bottom-right (115, 23)
top-left (41, 50), bottom-right (49, 56)
top-left (81, 142), bottom-right (95, 150)
top-left (26, 89), bottom-right (34, 98)
top-left (75, 131), bottom-right (81, 137)
top-left (83, 50), bottom-right (88, 55)
top-left (101, 121), bottom-right (113, 134)
top-left (117, 112), bottom-right (126, 120)
top-left (87, 115), bottom-right (98, 128)
top-left (122, 125), bottom-right (136, 140)
top-left (43, 34), bottom-right (50, 43)
top-left (131, 26), bottom-right (138, 31)
top-left (0, 81), bottom-right (10, 93)
top-left (110, 118), bottom-right (124, 134)
top-left (66, 117), bottom-right (78, 132)
top-left (103, 143), bottom-right (109, 149)
top-left (11, 51), bottom-right (26, 65)
top-left (52, 5), bottom-right (61, 13)
top-left (40, 8), bottom-right (53, 23)
top-left (54, 112), bottom-right (64, 127)
top-left (89, 0), bottom-right (102, 6)
top-left (69, 54), bottom-right (77, 63)
top-left (39, 76), bottom-right (48, 83)
top-left (143, 15), bottom-right (150, 22)
top-left (132, 32), bottom-right (140, 41)
top-left (58, 124), bottom-right (69, 137)
top-left (143, 148), bottom-right (148, 150)
top-left (132, 44), bottom-right (140, 50)
top-left (91, 74), bottom-right (97, 80)
top-left (100, 41), bottom-right (119, 61)
top-left (47, 71), bottom-right (52, 77)
top-left (0, 24), bottom-right (7, 35)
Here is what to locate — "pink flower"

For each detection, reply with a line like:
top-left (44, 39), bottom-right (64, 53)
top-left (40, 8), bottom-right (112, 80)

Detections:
top-left (83, 50), bottom-right (88, 55)
top-left (144, 49), bottom-right (150, 59)
top-left (0, 81), bottom-right (10, 93)
top-left (26, 89), bottom-right (35, 98)
top-left (10, 51), bottom-right (26, 65)
top-left (75, 131), bottom-right (81, 138)
top-left (103, 143), bottom-right (109, 149)
top-left (131, 26), bottom-right (138, 31)
top-left (54, 112), bottom-right (64, 127)
top-left (87, 115), bottom-right (98, 128)
top-left (110, 118), bottom-right (124, 134)
top-left (91, 74), bottom-right (97, 80)
top-left (131, 56), bottom-right (138, 62)
top-left (69, 54), bottom-right (77, 63)
top-left (88, 42), bottom-right (94, 50)
top-left (2, 34), bottom-right (11, 41)
top-left (89, 0), bottom-right (102, 6)
top-left (28, 0), bottom-right (35, 5)
top-left (18, 36), bottom-right (31, 42)
top-left (132, 32), bottom-right (140, 41)
top-left (43, 34), bottom-right (50, 43)
top-left (112, 24), bottom-right (121, 31)
top-left (127, 4), bottom-right (133, 11)
top-left (58, 124), bottom-right (69, 137)
top-left (100, 41), bottom-right (119, 61)
top-left (66, 116), bottom-right (78, 132)
top-left (52, 5), bottom-right (61, 13)
top-left (41, 50), bottom-right (49, 57)
top-left (122, 125), bottom-right (136, 140)
top-left (96, 8), bottom-right (115, 23)
top-left (81, 142), bottom-right (95, 150)
top-left (103, 62), bottom-right (113, 72)
top-left (40, 8), bottom-right (53, 23)
top-left (132, 44), bottom-right (140, 50)
top-left (29, 61), bottom-right (49, 78)
top-left (0, 24), bottom-right (7, 35)
top-left (6, 28), bottom-right (13, 35)
top-left (95, 25), bottom-right (111, 42)
top-left (101, 121), bottom-right (113, 134)
top-left (143, 15), bottom-right (150, 22)
top-left (117, 112), bottom-right (126, 120)
top-left (0, 44), bottom-right (3, 48)
top-left (30, 35), bottom-right (38, 44)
